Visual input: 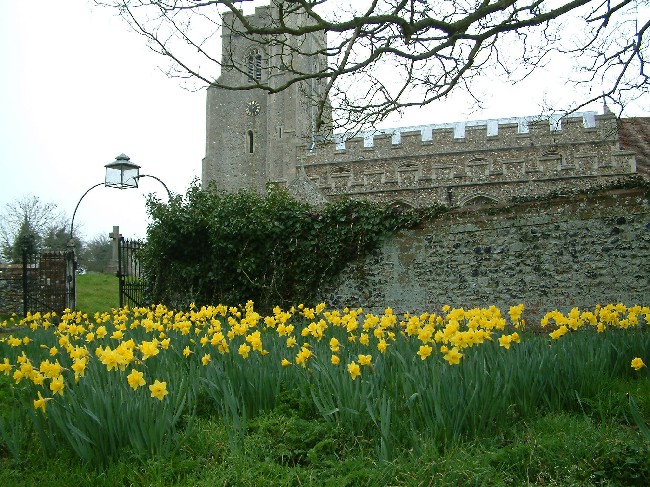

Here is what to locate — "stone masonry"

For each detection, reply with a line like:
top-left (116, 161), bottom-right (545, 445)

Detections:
top-left (201, 2), bottom-right (649, 320)
top-left (320, 189), bottom-right (650, 324)
top-left (295, 112), bottom-right (637, 208)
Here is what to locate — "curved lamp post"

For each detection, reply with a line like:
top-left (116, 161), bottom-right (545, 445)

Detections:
top-left (66, 154), bottom-right (171, 311)
top-left (69, 154), bottom-right (171, 240)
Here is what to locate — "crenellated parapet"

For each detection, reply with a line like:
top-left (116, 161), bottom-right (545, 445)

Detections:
top-left (294, 112), bottom-right (637, 208)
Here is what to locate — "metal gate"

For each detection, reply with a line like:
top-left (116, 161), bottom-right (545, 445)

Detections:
top-left (118, 237), bottom-right (146, 308)
top-left (26, 250), bottom-right (74, 315)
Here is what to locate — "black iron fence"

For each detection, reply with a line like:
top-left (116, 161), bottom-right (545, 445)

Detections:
top-left (118, 238), bottom-right (146, 308)
top-left (0, 249), bottom-right (75, 317)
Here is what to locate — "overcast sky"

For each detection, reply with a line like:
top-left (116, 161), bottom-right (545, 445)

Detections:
top-left (0, 0), bottom-right (204, 242)
top-left (0, 0), bottom-right (647, 243)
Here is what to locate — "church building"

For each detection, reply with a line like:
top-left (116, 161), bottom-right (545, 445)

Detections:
top-left (202, 3), bottom-right (648, 209)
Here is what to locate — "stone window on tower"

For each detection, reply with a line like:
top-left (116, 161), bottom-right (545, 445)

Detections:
top-left (247, 50), bottom-right (262, 81)
top-left (247, 130), bottom-right (254, 154)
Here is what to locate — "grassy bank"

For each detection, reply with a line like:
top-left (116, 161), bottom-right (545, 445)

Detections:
top-left (1, 378), bottom-right (648, 486)
top-left (1, 303), bottom-right (648, 485)
top-left (76, 273), bottom-right (118, 315)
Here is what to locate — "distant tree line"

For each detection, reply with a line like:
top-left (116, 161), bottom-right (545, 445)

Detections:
top-left (0, 194), bottom-right (112, 272)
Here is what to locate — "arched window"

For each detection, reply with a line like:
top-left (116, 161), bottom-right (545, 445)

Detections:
top-left (247, 130), bottom-right (254, 154)
top-left (461, 194), bottom-right (499, 207)
top-left (247, 50), bottom-right (262, 81)
top-left (389, 200), bottom-right (415, 211)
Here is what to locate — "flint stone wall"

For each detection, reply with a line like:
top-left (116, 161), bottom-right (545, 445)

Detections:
top-left (0, 265), bottom-right (24, 316)
top-left (320, 189), bottom-right (650, 325)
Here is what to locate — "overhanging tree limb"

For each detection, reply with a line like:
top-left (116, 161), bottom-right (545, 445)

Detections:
top-left (95, 0), bottom-right (649, 132)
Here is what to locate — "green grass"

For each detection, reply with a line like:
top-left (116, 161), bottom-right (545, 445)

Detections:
top-left (75, 273), bottom-right (119, 315)
top-left (1, 273), bottom-right (117, 323)
top-left (1, 377), bottom-right (649, 486)
top-left (2, 299), bottom-right (648, 485)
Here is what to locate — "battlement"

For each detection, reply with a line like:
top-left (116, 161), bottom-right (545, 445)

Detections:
top-left (290, 111), bottom-right (637, 209)
top-left (221, 2), bottom-right (308, 32)
top-left (304, 112), bottom-right (614, 155)
top-left (222, 7), bottom-right (268, 24)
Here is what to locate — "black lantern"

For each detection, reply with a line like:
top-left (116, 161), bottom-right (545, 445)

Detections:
top-left (104, 153), bottom-right (141, 189)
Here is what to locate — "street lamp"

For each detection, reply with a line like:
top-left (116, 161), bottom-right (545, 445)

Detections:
top-left (69, 153), bottom-right (172, 240)
top-left (66, 154), bottom-right (172, 311)
top-left (104, 153), bottom-right (141, 189)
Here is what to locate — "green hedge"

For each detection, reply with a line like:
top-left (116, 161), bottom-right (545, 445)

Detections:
top-left (142, 184), bottom-right (442, 311)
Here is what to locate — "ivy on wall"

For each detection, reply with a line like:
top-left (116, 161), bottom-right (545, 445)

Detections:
top-left (142, 183), bottom-right (444, 311)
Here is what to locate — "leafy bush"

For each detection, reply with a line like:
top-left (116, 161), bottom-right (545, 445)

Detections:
top-left (143, 183), bottom-right (441, 310)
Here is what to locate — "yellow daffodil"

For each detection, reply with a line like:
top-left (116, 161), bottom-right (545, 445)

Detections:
top-left (140, 340), bottom-right (160, 360)
top-left (443, 347), bottom-right (463, 365)
top-left (358, 354), bottom-right (372, 366)
top-left (50, 375), bottom-right (65, 396)
top-left (631, 357), bottom-right (645, 371)
top-left (33, 391), bottom-right (50, 413)
top-left (347, 361), bottom-right (361, 380)
top-left (71, 358), bottom-right (88, 378)
top-left (39, 359), bottom-right (63, 379)
top-left (127, 369), bottom-right (146, 390)
top-left (31, 371), bottom-right (45, 386)
top-left (417, 344), bottom-right (433, 360)
top-left (0, 358), bottom-right (12, 376)
top-left (201, 353), bottom-right (211, 366)
top-left (498, 334), bottom-right (512, 349)
top-left (238, 343), bottom-right (251, 359)
top-left (549, 325), bottom-right (568, 340)
top-left (149, 379), bottom-right (168, 400)
top-left (295, 346), bottom-right (313, 367)
top-left (111, 330), bottom-right (124, 340)
top-left (281, 358), bottom-right (292, 367)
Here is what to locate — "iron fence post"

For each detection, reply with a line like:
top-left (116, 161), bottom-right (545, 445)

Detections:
top-left (66, 240), bottom-right (77, 311)
top-left (118, 236), bottom-right (124, 308)
top-left (22, 248), bottom-right (28, 318)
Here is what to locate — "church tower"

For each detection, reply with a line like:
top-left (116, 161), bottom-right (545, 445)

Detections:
top-left (202, 1), bottom-right (329, 192)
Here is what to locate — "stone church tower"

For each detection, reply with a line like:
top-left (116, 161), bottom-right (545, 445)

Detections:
top-left (203, 2), bottom-right (641, 209)
top-left (202, 2), bottom-right (328, 192)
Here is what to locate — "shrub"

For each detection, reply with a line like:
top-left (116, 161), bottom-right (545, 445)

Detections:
top-left (143, 183), bottom-right (439, 310)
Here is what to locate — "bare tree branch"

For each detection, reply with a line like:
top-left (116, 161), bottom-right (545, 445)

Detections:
top-left (95, 0), bottom-right (650, 132)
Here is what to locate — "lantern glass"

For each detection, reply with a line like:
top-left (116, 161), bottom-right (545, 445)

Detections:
top-left (104, 154), bottom-right (141, 189)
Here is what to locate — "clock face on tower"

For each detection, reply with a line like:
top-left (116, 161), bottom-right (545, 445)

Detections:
top-left (245, 101), bottom-right (261, 116)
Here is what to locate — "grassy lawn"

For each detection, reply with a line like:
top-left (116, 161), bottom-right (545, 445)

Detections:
top-left (1, 300), bottom-right (648, 486)
top-left (76, 273), bottom-right (119, 315)
top-left (0, 377), bottom-right (648, 486)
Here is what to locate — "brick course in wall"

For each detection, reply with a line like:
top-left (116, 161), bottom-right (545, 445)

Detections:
top-left (0, 251), bottom-right (70, 316)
